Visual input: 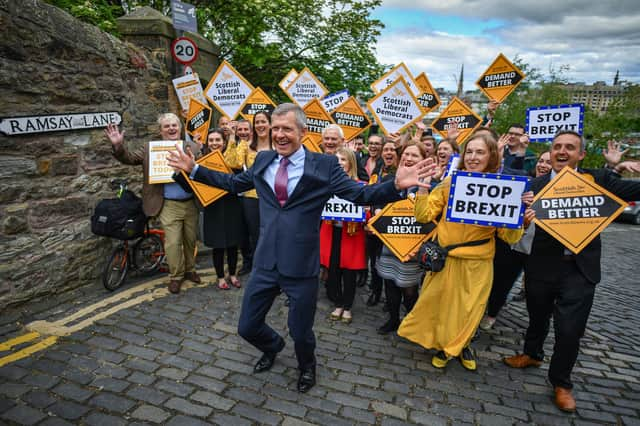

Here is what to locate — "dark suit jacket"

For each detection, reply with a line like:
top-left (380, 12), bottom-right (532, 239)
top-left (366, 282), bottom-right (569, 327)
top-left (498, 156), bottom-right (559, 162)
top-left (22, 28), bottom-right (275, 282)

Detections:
top-left (193, 149), bottom-right (403, 278)
top-left (526, 168), bottom-right (640, 284)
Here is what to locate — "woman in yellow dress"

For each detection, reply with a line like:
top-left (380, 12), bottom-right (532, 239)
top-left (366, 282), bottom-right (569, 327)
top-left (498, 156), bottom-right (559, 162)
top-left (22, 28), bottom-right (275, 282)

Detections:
top-left (398, 133), bottom-right (530, 371)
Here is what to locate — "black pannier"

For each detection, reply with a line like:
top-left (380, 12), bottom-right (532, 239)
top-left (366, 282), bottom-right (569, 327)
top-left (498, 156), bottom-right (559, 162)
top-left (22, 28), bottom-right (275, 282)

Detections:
top-left (91, 190), bottom-right (146, 240)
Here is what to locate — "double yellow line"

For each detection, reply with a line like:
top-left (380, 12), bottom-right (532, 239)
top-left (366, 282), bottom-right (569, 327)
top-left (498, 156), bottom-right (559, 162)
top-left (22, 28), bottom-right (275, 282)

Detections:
top-left (0, 269), bottom-right (215, 367)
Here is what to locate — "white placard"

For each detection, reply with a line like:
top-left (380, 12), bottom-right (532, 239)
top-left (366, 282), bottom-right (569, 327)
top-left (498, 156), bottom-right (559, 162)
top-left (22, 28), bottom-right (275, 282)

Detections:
top-left (321, 196), bottom-right (366, 222)
top-left (148, 140), bottom-right (183, 184)
top-left (371, 63), bottom-right (420, 96)
top-left (322, 89), bottom-right (350, 113)
top-left (285, 67), bottom-right (328, 108)
top-left (526, 104), bottom-right (584, 142)
top-left (204, 60), bottom-right (254, 118)
top-left (279, 68), bottom-right (298, 93)
top-left (172, 73), bottom-right (207, 111)
top-left (446, 171), bottom-right (530, 228)
top-left (366, 77), bottom-right (424, 135)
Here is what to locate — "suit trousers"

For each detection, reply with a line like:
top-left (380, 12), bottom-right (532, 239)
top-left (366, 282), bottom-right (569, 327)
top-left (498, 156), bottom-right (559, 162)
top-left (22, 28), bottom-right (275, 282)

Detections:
top-left (237, 267), bottom-right (318, 371)
top-left (366, 234), bottom-right (383, 296)
top-left (157, 199), bottom-right (199, 280)
top-left (523, 259), bottom-right (595, 389)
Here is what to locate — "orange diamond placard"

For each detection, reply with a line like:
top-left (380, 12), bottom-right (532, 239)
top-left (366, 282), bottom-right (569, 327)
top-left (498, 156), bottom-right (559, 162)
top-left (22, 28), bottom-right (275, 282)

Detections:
top-left (239, 87), bottom-right (276, 122)
top-left (532, 167), bottom-right (627, 254)
top-left (204, 60), bottom-right (254, 119)
top-left (186, 98), bottom-right (212, 145)
top-left (431, 97), bottom-right (482, 143)
top-left (331, 96), bottom-right (371, 141)
top-left (476, 53), bottom-right (525, 102)
top-left (367, 77), bottom-right (424, 136)
top-left (368, 198), bottom-right (436, 261)
top-left (303, 98), bottom-right (335, 148)
top-left (302, 135), bottom-right (322, 153)
top-left (285, 67), bottom-right (329, 107)
top-left (181, 150), bottom-right (231, 207)
top-left (414, 72), bottom-right (441, 113)
top-left (371, 62), bottom-right (420, 96)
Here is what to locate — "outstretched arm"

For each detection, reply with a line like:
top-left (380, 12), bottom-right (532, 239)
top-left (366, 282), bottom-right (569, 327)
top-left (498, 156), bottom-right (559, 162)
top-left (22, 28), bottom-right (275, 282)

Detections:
top-left (394, 157), bottom-right (437, 191)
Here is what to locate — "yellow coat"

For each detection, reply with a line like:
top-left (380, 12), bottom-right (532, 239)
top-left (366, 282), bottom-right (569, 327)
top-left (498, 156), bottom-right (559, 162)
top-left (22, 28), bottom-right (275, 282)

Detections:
top-left (224, 140), bottom-right (258, 199)
top-left (398, 177), bottom-right (524, 357)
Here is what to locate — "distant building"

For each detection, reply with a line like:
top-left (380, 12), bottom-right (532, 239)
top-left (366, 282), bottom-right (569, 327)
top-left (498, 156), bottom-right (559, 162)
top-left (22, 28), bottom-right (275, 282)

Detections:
top-left (562, 72), bottom-right (632, 113)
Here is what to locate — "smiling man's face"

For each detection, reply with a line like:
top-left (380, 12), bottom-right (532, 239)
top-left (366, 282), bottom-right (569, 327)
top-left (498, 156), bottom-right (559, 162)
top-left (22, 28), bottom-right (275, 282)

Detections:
top-left (271, 111), bottom-right (305, 157)
top-left (551, 133), bottom-right (585, 172)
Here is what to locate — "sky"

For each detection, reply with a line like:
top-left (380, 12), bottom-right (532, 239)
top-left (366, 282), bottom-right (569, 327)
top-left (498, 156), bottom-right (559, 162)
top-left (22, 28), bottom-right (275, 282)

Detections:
top-left (371, 0), bottom-right (640, 92)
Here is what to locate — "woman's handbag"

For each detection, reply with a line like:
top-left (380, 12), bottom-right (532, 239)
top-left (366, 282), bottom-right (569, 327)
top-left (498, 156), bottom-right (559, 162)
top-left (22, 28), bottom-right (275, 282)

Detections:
top-left (418, 238), bottom-right (490, 272)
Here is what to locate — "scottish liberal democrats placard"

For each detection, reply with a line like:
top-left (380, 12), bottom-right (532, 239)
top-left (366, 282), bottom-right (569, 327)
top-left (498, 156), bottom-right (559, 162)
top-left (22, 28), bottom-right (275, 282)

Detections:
top-left (446, 171), bottom-right (530, 228)
top-left (531, 167), bottom-right (626, 253)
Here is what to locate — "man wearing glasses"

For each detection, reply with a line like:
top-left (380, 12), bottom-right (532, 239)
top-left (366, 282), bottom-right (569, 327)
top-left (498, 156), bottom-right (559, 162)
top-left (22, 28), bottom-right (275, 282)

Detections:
top-left (504, 123), bottom-right (537, 174)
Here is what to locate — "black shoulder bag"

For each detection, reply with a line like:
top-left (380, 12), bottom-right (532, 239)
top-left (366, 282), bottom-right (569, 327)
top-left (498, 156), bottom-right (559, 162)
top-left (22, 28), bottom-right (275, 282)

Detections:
top-left (418, 238), bottom-right (490, 272)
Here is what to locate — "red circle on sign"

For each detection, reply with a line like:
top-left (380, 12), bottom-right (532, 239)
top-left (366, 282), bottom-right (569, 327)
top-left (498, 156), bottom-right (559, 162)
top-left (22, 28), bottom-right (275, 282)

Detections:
top-left (171, 37), bottom-right (199, 65)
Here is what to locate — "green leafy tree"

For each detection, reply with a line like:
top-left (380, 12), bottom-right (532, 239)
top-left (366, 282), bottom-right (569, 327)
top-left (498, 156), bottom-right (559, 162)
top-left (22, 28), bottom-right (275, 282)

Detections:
top-left (46, 0), bottom-right (386, 101)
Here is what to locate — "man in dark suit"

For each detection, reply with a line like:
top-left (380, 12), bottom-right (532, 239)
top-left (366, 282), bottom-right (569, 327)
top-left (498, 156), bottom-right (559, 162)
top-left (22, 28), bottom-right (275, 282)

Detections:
top-left (503, 130), bottom-right (640, 412)
top-left (168, 103), bottom-right (432, 393)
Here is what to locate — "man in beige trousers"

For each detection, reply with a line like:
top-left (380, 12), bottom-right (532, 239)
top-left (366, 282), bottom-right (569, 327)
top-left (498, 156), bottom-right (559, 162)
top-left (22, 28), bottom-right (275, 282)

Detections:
top-left (105, 113), bottom-right (201, 293)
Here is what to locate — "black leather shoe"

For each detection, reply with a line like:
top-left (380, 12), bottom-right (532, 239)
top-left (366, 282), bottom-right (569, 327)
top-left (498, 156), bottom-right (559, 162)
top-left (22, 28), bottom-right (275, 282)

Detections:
top-left (377, 319), bottom-right (399, 335)
top-left (297, 368), bottom-right (316, 393)
top-left (366, 292), bottom-right (380, 306)
top-left (254, 339), bottom-right (285, 373)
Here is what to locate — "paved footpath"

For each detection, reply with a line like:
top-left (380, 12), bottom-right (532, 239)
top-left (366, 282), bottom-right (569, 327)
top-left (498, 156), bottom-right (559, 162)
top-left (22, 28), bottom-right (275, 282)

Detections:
top-left (1, 223), bottom-right (639, 425)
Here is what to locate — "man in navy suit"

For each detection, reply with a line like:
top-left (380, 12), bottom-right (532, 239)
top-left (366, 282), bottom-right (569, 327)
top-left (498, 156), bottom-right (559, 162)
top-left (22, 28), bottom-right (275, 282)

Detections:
top-left (503, 131), bottom-right (640, 412)
top-left (168, 103), bottom-right (432, 392)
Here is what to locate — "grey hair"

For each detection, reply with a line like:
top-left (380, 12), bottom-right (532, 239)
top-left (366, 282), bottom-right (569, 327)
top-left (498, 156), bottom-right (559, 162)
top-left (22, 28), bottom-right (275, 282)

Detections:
top-left (272, 103), bottom-right (306, 130)
top-left (157, 113), bottom-right (182, 129)
top-left (553, 130), bottom-right (586, 152)
top-left (322, 123), bottom-right (344, 138)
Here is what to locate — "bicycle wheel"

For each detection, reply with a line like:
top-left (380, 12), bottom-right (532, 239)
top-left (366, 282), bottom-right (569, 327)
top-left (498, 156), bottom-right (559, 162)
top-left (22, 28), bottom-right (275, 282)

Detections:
top-left (103, 244), bottom-right (129, 291)
top-left (133, 234), bottom-right (164, 274)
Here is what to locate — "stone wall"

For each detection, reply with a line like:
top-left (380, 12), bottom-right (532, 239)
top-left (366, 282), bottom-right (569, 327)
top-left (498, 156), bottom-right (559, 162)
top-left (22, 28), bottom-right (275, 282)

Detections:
top-left (0, 0), bottom-right (218, 308)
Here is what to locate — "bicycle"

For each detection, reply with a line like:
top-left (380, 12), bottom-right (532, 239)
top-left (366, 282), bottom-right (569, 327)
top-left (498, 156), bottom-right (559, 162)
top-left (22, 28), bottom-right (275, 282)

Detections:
top-left (102, 179), bottom-right (167, 291)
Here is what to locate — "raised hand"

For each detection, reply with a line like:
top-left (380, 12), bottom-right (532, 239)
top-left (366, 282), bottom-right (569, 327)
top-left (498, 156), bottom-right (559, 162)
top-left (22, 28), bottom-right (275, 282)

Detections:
top-left (603, 140), bottom-right (628, 167)
top-left (104, 123), bottom-right (124, 148)
top-left (395, 157), bottom-right (437, 191)
top-left (614, 160), bottom-right (640, 174)
top-left (167, 143), bottom-right (196, 174)
top-left (447, 121), bottom-right (460, 142)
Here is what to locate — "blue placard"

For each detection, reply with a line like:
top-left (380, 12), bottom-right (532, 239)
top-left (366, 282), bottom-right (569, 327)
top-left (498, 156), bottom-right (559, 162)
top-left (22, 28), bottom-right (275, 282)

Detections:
top-left (171, 0), bottom-right (198, 33)
top-left (526, 103), bottom-right (584, 142)
top-left (446, 171), bottom-right (531, 228)
top-left (443, 153), bottom-right (460, 178)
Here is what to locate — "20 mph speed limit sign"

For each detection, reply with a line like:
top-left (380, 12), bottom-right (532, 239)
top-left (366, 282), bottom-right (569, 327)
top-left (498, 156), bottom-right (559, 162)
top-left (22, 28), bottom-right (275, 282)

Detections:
top-left (171, 37), bottom-right (198, 65)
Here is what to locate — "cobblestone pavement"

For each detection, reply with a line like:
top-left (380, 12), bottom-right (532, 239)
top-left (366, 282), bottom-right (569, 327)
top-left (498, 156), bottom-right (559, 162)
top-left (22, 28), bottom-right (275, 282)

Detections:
top-left (1, 223), bottom-right (639, 425)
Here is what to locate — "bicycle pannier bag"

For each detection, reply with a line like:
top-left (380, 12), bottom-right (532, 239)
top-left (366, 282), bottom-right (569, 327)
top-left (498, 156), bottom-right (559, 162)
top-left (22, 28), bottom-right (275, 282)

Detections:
top-left (91, 190), bottom-right (146, 240)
